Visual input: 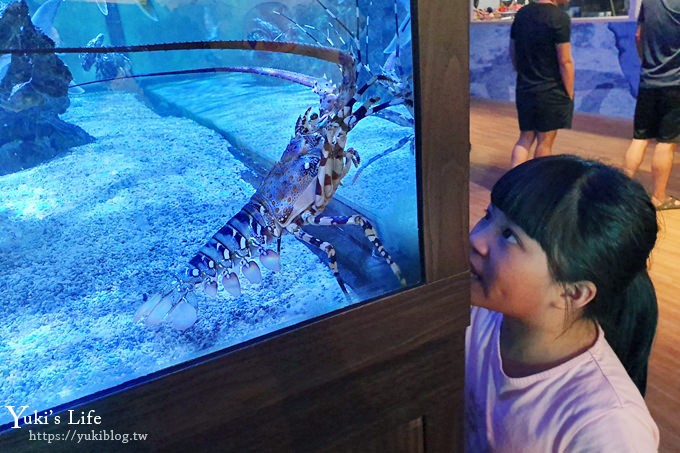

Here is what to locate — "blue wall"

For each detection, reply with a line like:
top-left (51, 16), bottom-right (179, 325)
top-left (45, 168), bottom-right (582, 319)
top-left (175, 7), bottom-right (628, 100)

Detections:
top-left (470, 20), bottom-right (640, 119)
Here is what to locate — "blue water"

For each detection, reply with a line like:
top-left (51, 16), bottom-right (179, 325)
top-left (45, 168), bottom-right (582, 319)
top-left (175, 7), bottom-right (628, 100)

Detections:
top-left (0, 0), bottom-right (416, 427)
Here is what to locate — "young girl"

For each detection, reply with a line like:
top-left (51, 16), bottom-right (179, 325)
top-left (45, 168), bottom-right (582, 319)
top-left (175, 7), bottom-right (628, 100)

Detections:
top-left (466, 155), bottom-right (659, 451)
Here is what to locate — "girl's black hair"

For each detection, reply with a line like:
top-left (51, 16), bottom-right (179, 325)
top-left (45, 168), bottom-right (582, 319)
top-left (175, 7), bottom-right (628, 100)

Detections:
top-left (491, 155), bottom-right (658, 395)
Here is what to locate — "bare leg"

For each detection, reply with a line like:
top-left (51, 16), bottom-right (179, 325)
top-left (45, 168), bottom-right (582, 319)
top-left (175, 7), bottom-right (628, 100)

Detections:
top-left (650, 142), bottom-right (677, 204)
top-left (535, 130), bottom-right (558, 158)
top-left (623, 138), bottom-right (649, 178)
top-left (511, 130), bottom-right (537, 167)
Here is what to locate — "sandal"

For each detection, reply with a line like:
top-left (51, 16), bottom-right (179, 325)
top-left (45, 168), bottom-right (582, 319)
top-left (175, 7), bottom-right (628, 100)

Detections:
top-left (654, 196), bottom-right (680, 211)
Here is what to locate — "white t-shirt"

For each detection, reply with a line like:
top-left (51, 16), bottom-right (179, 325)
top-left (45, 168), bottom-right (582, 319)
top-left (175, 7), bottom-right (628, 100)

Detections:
top-left (465, 306), bottom-right (659, 452)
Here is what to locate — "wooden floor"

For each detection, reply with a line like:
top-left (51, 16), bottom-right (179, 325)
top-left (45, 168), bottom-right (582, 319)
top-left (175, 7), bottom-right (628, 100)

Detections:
top-left (470, 98), bottom-right (680, 452)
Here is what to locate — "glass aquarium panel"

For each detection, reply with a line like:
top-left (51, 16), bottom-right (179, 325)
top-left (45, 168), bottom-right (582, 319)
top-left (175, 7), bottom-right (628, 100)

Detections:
top-left (0, 0), bottom-right (419, 426)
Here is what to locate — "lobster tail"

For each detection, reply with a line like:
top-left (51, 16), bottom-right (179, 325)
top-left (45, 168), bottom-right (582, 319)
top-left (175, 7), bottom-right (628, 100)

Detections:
top-left (134, 201), bottom-right (282, 330)
top-left (133, 288), bottom-right (198, 332)
top-left (186, 200), bottom-right (282, 293)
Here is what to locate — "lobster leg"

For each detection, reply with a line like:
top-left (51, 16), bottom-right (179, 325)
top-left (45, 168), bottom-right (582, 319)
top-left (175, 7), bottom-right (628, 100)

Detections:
top-left (349, 94), bottom-right (407, 126)
top-left (351, 134), bottom-right (413, 184)
top-left (287, 224), bottom-right (349, 294)
top-left (304, 214), bottom-right (406, 288)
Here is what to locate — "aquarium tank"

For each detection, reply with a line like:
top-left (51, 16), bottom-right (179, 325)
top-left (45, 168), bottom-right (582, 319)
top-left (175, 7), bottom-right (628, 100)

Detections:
top-left (0, 0), bottom-right (418, 428)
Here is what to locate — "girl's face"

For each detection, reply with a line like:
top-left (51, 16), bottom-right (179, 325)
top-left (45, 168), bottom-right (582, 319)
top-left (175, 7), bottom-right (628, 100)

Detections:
top-left (469, 205), bottom-right (564, 322)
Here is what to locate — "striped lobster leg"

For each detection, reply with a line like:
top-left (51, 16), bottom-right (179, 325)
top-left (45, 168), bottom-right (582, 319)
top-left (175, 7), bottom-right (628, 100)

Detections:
top-left (298, 212), bottom-right (407, 292)
top-left (287, 224), bottom-right (348, 293)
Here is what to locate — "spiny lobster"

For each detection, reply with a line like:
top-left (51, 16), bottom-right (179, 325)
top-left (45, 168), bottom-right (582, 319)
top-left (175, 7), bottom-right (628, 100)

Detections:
top-left (133, 0), bottom-right (412, 330)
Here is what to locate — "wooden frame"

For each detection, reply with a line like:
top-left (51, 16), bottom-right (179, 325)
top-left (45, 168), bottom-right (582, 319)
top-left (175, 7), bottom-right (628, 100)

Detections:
top-left (0, 0), bottom-right (469, 450)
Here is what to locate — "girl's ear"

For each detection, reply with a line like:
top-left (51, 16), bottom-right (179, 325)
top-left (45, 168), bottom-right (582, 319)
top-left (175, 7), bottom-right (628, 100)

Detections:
top-left (561, 281), bottom-right (597, 309)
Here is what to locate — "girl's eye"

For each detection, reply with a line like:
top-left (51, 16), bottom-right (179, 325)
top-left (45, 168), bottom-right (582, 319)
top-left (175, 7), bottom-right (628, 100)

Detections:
top-left (502, 228), bottom-right (519, 245)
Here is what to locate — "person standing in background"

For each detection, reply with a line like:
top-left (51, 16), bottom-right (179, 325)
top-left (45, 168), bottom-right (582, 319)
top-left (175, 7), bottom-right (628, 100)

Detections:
top-left (509, 0), bottom-right (575, 167)
top-left (623, 0), bottom-right (680, 210)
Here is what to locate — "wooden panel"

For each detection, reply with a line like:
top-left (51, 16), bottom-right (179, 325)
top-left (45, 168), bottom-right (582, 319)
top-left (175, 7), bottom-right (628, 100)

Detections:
top-left (417, 0), bottom-right (470, 282)
top-left (470, 97), bottom-right (680, 453)
top-left (328, 417), bottom-right (424, 453)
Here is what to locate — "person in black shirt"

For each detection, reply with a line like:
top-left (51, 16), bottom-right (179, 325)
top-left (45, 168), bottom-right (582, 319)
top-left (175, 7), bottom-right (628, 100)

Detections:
top-left (623, 0), bottom-right (680, 210)
top-left (509, 0), bottom-right (575, 167)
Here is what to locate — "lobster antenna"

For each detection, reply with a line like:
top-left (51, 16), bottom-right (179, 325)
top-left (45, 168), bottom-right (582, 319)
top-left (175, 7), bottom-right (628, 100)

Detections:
top-left (327, 22), bottom-right (343, 47)
top-left (316, 0), bottom-right (356, 41)
top-left (355, 0), bottom-right (361, 50)
top-left (364, 0), bottom-right (370, 71)
top-left (325, 28), bottom-right (335, 47)
top-left (353, 0), bottom-right (366, 72)
top-left (272, 9), bottom-right (324, 47)
top-left (393, 0), bottom-right (400, 74)
top-left (316, 0), bottom-right (363, 67)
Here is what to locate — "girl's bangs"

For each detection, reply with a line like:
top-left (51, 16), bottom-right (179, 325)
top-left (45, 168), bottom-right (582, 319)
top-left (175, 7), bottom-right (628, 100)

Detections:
top-left (490, 156), bottom-right (585, 243)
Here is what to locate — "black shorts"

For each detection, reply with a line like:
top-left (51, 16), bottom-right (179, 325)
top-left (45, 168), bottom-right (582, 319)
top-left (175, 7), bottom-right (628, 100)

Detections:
top-left (516, 87), bottom-right (573, 133)
top-left (633, 87), bottom-right (680, 143)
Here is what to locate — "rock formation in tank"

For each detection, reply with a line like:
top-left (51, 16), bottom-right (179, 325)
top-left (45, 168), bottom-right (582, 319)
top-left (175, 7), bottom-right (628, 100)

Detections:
top-left (0, 0), bottom-right (95, 176)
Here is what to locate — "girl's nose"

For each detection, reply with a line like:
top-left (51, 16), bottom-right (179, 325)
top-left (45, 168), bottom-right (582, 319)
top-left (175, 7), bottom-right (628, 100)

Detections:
top-left (469, 220), bottom-right (489, 257)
